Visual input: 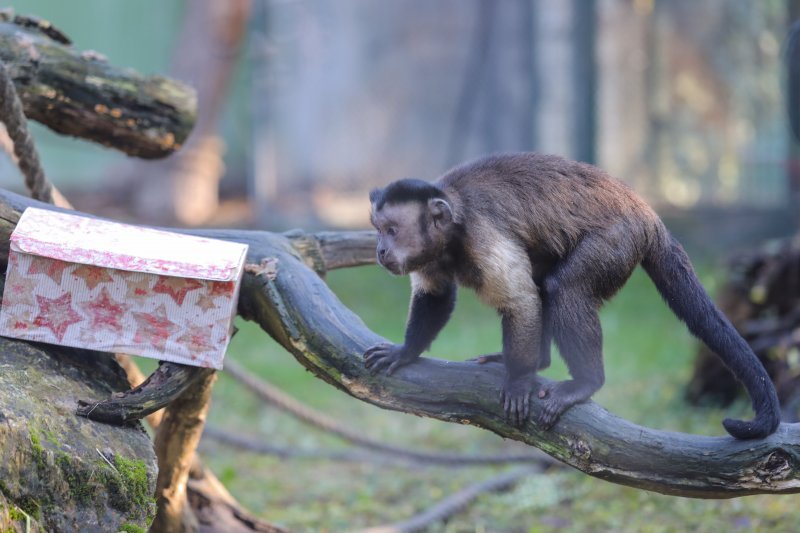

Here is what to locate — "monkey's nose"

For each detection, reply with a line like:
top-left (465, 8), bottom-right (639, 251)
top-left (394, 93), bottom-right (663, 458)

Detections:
top-left (377, 248), bottom-right (387, 260)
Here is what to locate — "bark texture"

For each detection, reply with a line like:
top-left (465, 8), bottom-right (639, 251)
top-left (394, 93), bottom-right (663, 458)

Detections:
top-left (76, 364), bottom-right (212, 425)
top-left (0, 17), bottom-right (195, 159)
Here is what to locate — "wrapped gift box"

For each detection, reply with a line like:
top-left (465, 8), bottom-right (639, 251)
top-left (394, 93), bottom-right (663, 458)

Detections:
top-left (0, 207), bottom-right (249, 369)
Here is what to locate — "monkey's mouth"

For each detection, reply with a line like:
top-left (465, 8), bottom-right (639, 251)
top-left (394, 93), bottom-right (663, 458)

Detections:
top-left (378, 258), bottom-right (403, 276)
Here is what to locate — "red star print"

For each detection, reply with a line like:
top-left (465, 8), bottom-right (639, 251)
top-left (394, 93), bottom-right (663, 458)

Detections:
top-left (132, 304), bottom-right (178, 351)
top-left (79, 287), bottom-right (127, 333)
top-left (209, 280), bottom-right (234, 297)
top-left (176, 324), bottom-right (215, 354)
top-left (125, 276), bottom-right (153, 299)
top-left (28, 257), bottom-right (71, 284)
top-left (72, 264), bottom-right (113, 290)
top-left (33, 292), bottom-right (82, 342)
top-left (196, 293), bottom-right (218, 312)
top-left (3, 309), bottom-right (34, 332)
top-left (4, 275), bottom-right (37, 299)
top-left (153, 277), bottom-right (203, 305)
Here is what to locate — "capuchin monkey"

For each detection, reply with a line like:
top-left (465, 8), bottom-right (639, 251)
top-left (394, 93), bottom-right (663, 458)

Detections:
top-left (364, 152), bottom-right (781, 440)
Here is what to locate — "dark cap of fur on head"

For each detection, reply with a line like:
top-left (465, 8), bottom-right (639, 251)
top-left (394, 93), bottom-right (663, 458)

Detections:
top-left (370, 178), bottom-right (446, 210)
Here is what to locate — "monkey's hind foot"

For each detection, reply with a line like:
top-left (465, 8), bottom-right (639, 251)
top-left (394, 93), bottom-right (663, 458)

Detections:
top-left (536, 380), bottom-right (597, 429)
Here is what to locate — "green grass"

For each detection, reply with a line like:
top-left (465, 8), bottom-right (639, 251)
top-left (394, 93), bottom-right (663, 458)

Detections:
top-left (199, 264), bottom-right (800, 531)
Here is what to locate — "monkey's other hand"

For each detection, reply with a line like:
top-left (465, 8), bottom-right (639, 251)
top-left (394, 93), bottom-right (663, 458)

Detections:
top-left (363, 343), bottom-right (419, 375)
top-left (500, 375), bottom-right (534, 427)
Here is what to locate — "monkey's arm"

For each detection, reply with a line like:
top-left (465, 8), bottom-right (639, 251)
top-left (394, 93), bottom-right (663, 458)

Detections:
top-left (364, 279), bottom-right (456, 375)
top-left (473, 238), bottom-right (544, 425)
top-left (498, 294), bottom-right (542, 426)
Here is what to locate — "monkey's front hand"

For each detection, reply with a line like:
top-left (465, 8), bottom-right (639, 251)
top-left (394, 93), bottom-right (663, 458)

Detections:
top-left (500, 375), bottom-right (534, 427)
top-left (364, 343), bottom-right (419, 375)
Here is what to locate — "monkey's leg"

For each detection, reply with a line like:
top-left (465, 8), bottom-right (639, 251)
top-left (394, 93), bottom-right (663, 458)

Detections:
top-left (537, 226), bottom-right (640, 428)
top-left (538, 299), bottom-right (604, 428)
top-left (470, 302), bottom-right (550, 368)
top-left (538, 304), bottom-right (553, 371)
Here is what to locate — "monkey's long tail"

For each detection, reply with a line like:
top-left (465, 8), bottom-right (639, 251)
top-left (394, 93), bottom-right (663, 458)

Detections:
top-left (641, 229), bottom-right (781, 440)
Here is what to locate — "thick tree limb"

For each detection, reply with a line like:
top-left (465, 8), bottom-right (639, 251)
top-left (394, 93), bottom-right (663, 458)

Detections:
top-left (0, 17), bottom-right (195, 158)
top-left (284, 229), bottom-right (378, 274)
top-left (1, 190), bottom-right (799, 499)
top-left (229, 230), bottom-right (800, 499)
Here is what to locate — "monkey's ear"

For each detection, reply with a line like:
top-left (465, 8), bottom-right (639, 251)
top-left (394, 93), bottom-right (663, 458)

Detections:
top-left (428, 198), bottom-right (453, 227)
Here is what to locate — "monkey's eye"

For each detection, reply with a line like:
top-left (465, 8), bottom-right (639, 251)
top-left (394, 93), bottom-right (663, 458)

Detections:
top-left (386, 227), bottom-right (398, 237)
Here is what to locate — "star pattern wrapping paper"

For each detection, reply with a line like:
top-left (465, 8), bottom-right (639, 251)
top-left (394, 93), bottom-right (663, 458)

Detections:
top-left (0, 208), bottom-right (248, 369)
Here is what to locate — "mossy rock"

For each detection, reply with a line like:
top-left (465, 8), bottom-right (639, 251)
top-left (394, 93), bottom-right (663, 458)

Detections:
top-left (0, 490), bottom-right (43, 532)
top-left (0, 338), bottom-right (156, 531)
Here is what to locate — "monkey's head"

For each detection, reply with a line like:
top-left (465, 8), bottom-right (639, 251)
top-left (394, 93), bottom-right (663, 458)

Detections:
top-left (369, 179), bottom-right (455, 276)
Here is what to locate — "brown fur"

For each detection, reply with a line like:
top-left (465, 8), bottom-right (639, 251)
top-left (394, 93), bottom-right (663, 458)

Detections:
top-left (365, 152), bottom-right (780, 438)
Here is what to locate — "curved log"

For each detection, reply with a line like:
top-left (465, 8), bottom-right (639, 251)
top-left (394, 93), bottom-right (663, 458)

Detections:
top-left (0, 16), bottom-right (195, 159)
top-left (76, 363), bottom-right (212, 425)
top-left (1, 190), bottom-right (799, 498)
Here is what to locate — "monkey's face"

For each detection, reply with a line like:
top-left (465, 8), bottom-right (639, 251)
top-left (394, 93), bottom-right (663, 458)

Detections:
top-left (370, 199), bottom-right (453, 275)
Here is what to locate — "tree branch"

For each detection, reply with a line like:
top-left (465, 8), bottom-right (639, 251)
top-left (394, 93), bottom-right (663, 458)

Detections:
top-left (1, 190), bottom-right (799, 499)
top-left (151, 370), bottom-right (217, 533)
top-left (76, 363), bottom-right (211, 424)
top-left (0, 17), bottom-right (195, 158)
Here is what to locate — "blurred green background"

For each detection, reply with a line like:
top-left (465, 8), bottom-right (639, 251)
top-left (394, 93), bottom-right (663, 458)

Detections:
top-left (3, 0), bottom-right (800, 530)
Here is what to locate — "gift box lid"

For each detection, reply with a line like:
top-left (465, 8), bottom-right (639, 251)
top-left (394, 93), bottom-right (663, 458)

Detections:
top-left (10, 208), bottom-right (248, 282)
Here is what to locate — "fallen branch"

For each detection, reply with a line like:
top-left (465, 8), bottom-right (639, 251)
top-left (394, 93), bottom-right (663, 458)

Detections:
top-left (0, 14), bottom-right (195, 158)
top-left (363, 466), bottom-right (539, 533)
top-left (1, 190), bottom-right (799, 499)
top-left (231, 229), bottom-right (800, 499)
top-left (202, 426), bottom-right (544, 468)
top-left (202, 427), bottom-right (384, 464)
